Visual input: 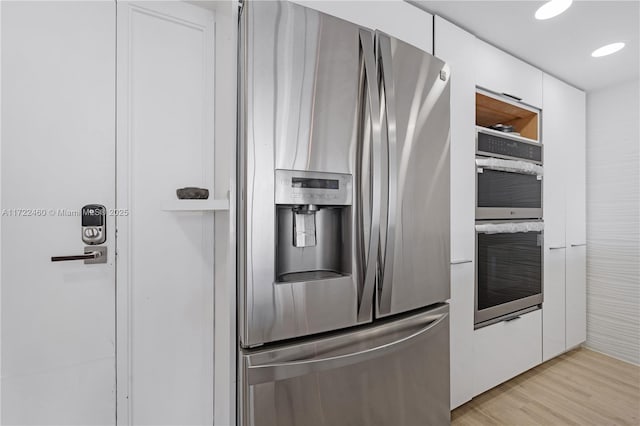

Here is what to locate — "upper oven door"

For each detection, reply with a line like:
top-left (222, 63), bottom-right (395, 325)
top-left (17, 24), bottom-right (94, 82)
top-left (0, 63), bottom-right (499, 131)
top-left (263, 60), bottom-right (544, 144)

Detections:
top-left (476, 159), bottom-right (543, 220)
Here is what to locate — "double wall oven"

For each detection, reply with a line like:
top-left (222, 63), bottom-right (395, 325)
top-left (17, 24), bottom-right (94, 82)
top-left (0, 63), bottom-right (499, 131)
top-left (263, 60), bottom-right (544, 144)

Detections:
top-left (475, 127), bottom-right (544, 328)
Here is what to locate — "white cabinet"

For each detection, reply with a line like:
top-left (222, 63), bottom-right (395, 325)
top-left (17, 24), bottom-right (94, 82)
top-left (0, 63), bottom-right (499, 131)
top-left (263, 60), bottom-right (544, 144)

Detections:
top-left (542, 73), bottom-right (569, 361)
top-left (542, 73), bottom-right (586, 360)
top-left (291, 0), bottom-right (433, 53)
top-left (434, 16), bottom-right (476, 409)
top-left (566, 245), bottom-right (586, 347)
top-left (565, 83), bottom-right (587, 348)
top-left (449, 262), bottom-right (474, 408)
top-left (473, 310), bottom-right (542, 396)
top-left (475, 38), bottom-right (543, 108)
top-left (435, 16), bottom-right (475, 263)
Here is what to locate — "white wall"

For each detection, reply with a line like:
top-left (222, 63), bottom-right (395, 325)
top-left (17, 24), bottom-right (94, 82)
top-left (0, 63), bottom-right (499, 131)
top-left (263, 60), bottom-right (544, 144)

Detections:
top-left (291, 0), bottom-right (433, 53)
top-left (585, 78), bottom-right (640, 365)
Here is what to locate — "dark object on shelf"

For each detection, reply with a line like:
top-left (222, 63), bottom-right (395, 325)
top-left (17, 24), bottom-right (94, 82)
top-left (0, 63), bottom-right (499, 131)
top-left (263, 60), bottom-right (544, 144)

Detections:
top-left (176, 187), bottom-right (209, 199)
top-left (489, 124), bottom-right (515, 133)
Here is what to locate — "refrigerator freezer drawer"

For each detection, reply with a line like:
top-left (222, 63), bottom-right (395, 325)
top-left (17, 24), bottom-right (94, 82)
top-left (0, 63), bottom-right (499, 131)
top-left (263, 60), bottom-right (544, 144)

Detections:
top-left (238, 304), bottom-right (450, 426)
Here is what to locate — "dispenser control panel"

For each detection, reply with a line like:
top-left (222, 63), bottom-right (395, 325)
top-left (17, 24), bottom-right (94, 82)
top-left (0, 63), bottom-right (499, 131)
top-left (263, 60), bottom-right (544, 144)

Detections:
top-left (275, 169), bottom-right (352, 205)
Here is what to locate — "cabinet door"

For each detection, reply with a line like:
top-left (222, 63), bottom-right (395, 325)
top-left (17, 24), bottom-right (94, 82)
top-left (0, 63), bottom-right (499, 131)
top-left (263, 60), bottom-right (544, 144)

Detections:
top-left (543, 247), bottom-right (566, 360)
top-left (566, 88), bottom-right (586, 246)
top-left (475, 38), bottom-right (542, 108)
top-left (566, 86), bottom-right (587, 348)
top-left (291, 0), bottom-right (433, 53)
top-left (542, 74), bottom-right (587, 352)
top-left (473, 310), bottom-right (542, 396)
top-left (566, 245), bottom-right (587, 347)
top-left (434, 16), bottom-right (475, 409)
top-left (542, 73), bottom-right (569, 360)
top-left (449, 262), bottom-right (474, 409)
top-left (435, 16), bottom-right (475, 262)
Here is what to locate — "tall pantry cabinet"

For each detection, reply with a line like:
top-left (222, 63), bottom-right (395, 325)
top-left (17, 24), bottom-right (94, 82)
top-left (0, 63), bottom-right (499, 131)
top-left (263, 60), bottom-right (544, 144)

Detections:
top-left (434, 16), bottom-right (476, 410)
top-left (542, 74), bottom-right (587, 361)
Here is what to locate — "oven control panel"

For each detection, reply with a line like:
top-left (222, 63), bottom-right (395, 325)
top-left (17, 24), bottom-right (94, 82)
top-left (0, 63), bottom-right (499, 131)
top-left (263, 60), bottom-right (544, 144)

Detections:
top-left (477, 129), bottom-right (542, 163)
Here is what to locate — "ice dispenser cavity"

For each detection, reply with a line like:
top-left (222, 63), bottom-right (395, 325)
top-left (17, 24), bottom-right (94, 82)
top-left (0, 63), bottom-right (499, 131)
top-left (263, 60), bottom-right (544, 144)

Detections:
top-left (275, 169), bottom-right (353, 283)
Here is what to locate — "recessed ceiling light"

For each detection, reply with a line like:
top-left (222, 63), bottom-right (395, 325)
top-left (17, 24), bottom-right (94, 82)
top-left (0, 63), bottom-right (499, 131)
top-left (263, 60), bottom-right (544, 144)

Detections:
top-left (535, 0), bottom-right (573, 20)
top-left (591, 42), bottom-right (626, 58)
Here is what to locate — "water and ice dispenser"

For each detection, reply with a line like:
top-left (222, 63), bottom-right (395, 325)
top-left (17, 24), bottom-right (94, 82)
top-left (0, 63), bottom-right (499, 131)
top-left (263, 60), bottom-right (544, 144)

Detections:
top-left (274, 169), bottom-right (353, 283)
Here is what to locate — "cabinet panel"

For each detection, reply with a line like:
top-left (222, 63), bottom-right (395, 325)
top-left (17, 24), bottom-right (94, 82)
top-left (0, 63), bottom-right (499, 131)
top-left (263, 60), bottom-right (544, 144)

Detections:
top-left (449, 262), bottom-right (474, 409)
top-left (566, 245), bottom-right (587, 347)
top-left (543, 248), bottom-right (566, 361)
top-left (542, 74), bottom-right (568, 248)
top-left (542, 73), bottom-right (587, 353)
top-left (435, 16), bottom-right (475, 262)
top-left (435, 17), bottom-right (475, 409)
top-left (291, 0), bottom-right (433, 53)
top-left (566, 89), bottom-right (586, 245)
top-left (475, 38), bottom-right (542, 108)
top-left (473, 310), bottom-right (542, 396)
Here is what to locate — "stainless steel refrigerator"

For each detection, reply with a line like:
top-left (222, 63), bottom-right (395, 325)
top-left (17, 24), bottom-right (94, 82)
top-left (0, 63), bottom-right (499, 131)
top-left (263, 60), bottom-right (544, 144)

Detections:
top-left (237, 1), bottom-right (451, 424)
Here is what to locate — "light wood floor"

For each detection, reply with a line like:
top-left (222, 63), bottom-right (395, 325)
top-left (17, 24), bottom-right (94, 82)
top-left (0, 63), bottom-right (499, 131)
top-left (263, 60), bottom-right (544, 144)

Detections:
top-left (452, 347), bottom-right (640, 426)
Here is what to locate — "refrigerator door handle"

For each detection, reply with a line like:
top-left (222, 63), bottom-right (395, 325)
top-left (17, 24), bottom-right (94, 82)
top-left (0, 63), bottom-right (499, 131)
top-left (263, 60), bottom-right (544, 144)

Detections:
top-left (246, 311), bottom-right (448, 385)
top-left (377, 32), bottom-right (396, 315)
top-left (357, 30), bottom-right (381, 322)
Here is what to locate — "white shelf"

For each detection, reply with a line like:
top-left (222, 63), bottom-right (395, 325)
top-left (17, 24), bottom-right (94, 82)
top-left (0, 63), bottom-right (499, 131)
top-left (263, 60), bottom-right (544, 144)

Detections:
top-left (162, 199), bottom-right (229, 211)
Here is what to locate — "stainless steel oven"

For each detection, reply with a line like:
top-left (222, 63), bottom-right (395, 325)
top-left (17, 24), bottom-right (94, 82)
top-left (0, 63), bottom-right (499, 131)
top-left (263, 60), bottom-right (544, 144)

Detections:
top-left (475, 221), bottom-right (544, 328)
top-left (476, 127), bottom-right (543, 220)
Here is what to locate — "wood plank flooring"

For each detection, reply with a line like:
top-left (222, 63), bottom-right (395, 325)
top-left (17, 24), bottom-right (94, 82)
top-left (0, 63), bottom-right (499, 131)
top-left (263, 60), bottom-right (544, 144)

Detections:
top-left (452, 347), bottom-right (640, 426)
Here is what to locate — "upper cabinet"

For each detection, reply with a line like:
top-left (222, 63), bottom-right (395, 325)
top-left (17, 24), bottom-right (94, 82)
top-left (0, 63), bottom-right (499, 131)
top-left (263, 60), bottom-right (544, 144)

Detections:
top-left (435, 16), bottom-right (475, 262)
top-left (290, 0), bottom-right (433, 53)
top-left (475, 39), bottom-right (543, 109)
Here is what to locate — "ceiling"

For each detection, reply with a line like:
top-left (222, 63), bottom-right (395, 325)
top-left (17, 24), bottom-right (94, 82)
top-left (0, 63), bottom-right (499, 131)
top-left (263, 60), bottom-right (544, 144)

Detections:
top-left (411, 0), bottom-right (640, 92)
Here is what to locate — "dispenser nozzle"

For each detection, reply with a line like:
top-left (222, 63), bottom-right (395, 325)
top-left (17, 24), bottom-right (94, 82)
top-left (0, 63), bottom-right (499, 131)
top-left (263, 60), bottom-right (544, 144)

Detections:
top-left (293, 205), bottom-right (318, 247)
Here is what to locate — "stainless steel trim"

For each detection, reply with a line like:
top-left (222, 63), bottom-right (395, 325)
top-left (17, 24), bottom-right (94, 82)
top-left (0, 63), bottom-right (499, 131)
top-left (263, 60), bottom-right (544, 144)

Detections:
top-left (474, 295), bottom-right (542, 327)
top-left (476, 207), bottom-right (543, 221)
top-left (357, 29), bottom-right (380, 322)
top-left (474, 305), bottom-right (540, 329)
top-left (245, 309), bottom-right (449, 385)
top-left (377, 32), bottom-right (396, 316)
top-left (570, 243), bottom-right (587, 247)
top-left (51, 246), bottom-right (107, 264)
top-left (451, 259), bottom-right (472, 265)
top-left (549, 246), bottom-right (566, 250)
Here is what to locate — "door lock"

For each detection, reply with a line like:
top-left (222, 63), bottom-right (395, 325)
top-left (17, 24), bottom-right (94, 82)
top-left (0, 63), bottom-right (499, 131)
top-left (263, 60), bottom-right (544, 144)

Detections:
top-left (82, 204), bottom-right (106, 245)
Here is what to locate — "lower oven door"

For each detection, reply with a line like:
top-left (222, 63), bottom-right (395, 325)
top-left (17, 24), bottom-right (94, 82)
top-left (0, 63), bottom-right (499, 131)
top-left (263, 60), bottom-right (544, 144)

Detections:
top-left (476, 159), bottom-right (543, 220)
top-left (475, 222), bottom-right (543, 327)
top-left (238, 305), bottom-right (450, 426)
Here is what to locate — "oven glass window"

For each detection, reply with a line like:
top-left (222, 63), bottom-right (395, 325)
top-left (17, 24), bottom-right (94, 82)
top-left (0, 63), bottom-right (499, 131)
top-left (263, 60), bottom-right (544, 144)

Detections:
top-left (477, 231), bottom-right (542, 310)
top-left (477, 169), bottom-right (541, 208)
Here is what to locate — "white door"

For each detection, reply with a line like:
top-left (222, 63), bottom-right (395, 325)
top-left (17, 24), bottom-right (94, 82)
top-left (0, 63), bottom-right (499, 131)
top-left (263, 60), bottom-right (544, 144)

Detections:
top-left (1, 1), bottom-right (116, 424)
top-left (116, 2), bottom-right (216, 424)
